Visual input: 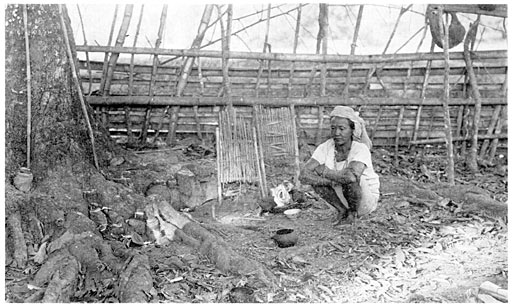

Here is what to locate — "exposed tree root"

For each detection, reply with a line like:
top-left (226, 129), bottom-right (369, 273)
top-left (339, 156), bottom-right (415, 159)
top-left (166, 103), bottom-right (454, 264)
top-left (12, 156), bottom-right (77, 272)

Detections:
top-left (146, 195), bottom-right (277, 286)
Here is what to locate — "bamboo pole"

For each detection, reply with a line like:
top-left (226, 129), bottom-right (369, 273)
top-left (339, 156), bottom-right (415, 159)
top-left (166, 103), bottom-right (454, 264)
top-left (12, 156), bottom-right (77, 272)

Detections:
top-left (160, 5), bottom-right (213, 145)
top-left (454, 105), bottom-right (465, 156)
top-left (126, 5), bottom-right (144, 143)
top-left (103, 5), bottom-right (134, 95)
top-left (464, 17), bottom-right (482, 173)
top-left (215, 127), bottom-right (221, 220)
top-left (216, 5), bottom-right (234, 120)
top-left (410, 133), bottom-right (507, 145)
top-left (343, 5), bottom-right (364, 96)
top-left (58, 4), bottom-right (99, 170)
top-left (370, 107), bottom-right (382, 144)
top-left (439, 7), bottom-right (455, 185)
top-left (287, 5), bottom-right (302, 97)
top-left (265, 4), bottom-right (272, 97)
top-left (394, 106), bottom-right (404, 166)
top-left (77, 45), bottom-right (506, 64)
top-left (488, 107), bottom-right (506, 162)
top-left (87, 96), bottom-right (506, 107)
top-left (255, 4), bottom-right (271, 98)
top-left (313, 4), bottom-right (328, 144)
top-left (99, 5), bottom-right (118, 94)
top-left (442, 4), bottom-right (507, 18)
top-left (200, 4), bottom-right (308, 50)
top-left (253, 127), bottom-right (267, 196)
top-left (290, 104), bottom-right (301, 186)
top-left (478, 105), bottom-right (501, 159)
top-left (411, 41), bottom-right (436, 148)
top-left (141, 5), bottom-right (167, 144)
top-left (402, 22), bottom-right (428, 98)
top-left (99, 5), bottom-right (118, 126)
top-left (75, 5), bottom-right (92, 96)
top-left (22, 5), bottom-right (32, 169)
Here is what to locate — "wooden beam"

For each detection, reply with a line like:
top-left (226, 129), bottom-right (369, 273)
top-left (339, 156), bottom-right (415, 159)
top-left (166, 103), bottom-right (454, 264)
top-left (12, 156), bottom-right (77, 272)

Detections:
top-left (410, 133), bottom-right (508, 145)
top-left (86, 96), bottom-right (506, 107)
top-left (75, 45), bottom-right (507, 64)
top-left (442, 4), bottom-right (507, 18)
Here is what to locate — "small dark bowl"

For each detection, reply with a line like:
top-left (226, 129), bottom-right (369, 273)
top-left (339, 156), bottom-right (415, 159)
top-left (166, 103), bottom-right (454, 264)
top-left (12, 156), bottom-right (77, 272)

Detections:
top-left (271, 228), bottom-right (298, 248)
top-left (228, 286), bottom-right (255, 303)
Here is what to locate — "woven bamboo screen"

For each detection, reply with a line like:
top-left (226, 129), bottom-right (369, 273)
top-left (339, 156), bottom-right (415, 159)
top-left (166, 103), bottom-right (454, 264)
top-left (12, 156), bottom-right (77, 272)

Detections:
top-left (217, 109), bottom-right (260, 184)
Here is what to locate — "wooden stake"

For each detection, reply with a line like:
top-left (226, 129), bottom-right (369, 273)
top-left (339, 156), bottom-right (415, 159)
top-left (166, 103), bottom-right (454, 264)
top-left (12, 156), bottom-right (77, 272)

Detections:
top-left (142, 5), bottom-right (167, 144)
top-left (370, 107), bottom-right (382, 144)
top-left (439, 7), bottom-right (455, 185)
top-left (126, 5), bottom-right (144, 143)
top-left (287, 5), bottom-right (302, 97)
top-left (75, 5), bottom-right (92, 96)
top-left (255, 4), bottom-right (271, 98)
top-left (58, 4), bottom-right (99, 169)
top-left (463, 17), bottom-right (482, 173)
top-left (488, 107), bottom-right (506, 162)
top-left (315, 106), bottom-right (325, 145)
top-left (343, 5), bottom-right (364, 96)
top-left (290, 104), bottom-right (301, 186)
top-left (411, 133), bottom-right (507, 145)
top-left (394, 106), bottom-right (404, 166)
top-left (99, 5), bottom-right (118, 94)
top-left (253, 127), bottom-right (266, 197)
top-left (99, 5), bottom-right (118, 126)
top-left (478, 105), bottom-right (501, 159)
top-left (411, 40), bottom-right (436, 147)
top-left (103, 5), bottom-right (134, 94)
top-left (214, 127), bottom-right (222, 220)
top-left (22, 5), bottom-right (32, 169)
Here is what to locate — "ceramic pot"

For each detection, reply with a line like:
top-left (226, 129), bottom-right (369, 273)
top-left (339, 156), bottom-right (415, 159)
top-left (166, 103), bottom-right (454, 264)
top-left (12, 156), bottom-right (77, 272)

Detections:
top-left (271, 228), bottom-right (298, 248)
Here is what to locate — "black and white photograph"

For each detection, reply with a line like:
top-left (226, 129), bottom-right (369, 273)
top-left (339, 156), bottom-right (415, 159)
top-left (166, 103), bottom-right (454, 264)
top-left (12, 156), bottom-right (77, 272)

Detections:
top-left (2, 2), bottom-right (508, 303)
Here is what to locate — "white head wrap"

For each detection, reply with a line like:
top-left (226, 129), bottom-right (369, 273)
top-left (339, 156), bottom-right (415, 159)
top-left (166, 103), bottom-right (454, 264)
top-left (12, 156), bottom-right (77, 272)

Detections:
top-left (330, 106), bottom-right (372, 149)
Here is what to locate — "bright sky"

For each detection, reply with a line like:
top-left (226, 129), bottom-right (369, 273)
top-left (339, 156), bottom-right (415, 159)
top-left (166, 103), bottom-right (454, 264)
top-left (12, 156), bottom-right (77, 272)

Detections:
top-left (63, 2), bottom-right (508, 62)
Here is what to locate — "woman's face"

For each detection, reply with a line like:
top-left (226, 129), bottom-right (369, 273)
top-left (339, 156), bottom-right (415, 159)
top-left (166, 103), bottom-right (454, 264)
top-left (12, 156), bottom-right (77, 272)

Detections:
top-left (330, 117), bottom-right (353, 147)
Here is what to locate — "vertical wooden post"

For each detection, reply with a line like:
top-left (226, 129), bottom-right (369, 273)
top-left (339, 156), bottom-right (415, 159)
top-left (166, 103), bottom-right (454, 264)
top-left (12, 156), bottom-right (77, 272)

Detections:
top-left (315, 3), bottom-right (328, 145)
top-left (99, 5), bottom-right (118, 126)
top-left (214, 127), bottom-right (222, 220)
top-left (290, 104), bottom-right (301, 186)
top-left (126, 5), bottom-right (144, 143)
top-left (454, 104), bottom-right (465, 156)
top-left (343, 5), bottom-right (364, 96)
top-left (255, 4), bottom-right (271, 98)
top-left (403, 24), bottom-right (428, 99)
top-left (394, 106), bottom-right (405, 166)
top-left (463, 17), bottom-right (482, 173)
top-left (76, 5), bottom-right (92, 95)
top-left (479, 105), bottom-right (502, 159)
top-left (411, 41), bottom-right (436, 149)
top-left (488, 107), bottom-right (506, 162)
top-left (141, 5), bottom-right (167, 144)
top-left (103, 5), bottom-right (134, 94)
top-left (439, 7), bottom-right (455, 185)
top-left (22, 5), bottom-right (32, 169)
top-left (103, 4), bottom-right (134, 139)
top-left (370, 107), bottom-right (382, 144)
top-left (287, 5), bottom-right (302, 97)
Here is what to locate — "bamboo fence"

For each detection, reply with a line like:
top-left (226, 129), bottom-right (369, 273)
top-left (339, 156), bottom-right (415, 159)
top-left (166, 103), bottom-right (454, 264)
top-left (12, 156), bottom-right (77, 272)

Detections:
top-left (73, 4), bottom-right (507, 163)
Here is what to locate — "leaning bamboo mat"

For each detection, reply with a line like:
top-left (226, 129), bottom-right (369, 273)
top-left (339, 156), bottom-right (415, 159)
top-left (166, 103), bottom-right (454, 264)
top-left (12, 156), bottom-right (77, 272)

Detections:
top-left (218, 109), bottom-right (260, 184)
top-left (256, 105), bottom-right (295, 159)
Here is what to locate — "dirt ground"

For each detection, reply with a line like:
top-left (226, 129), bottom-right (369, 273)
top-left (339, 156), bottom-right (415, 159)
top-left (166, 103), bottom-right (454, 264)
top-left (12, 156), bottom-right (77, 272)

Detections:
top-left (4, 143), bottom-right (508, 303)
